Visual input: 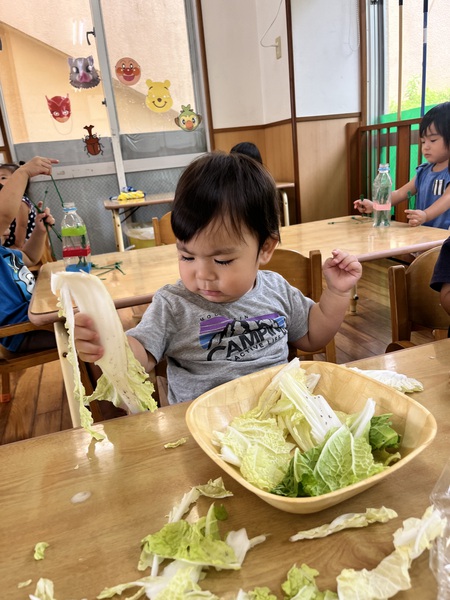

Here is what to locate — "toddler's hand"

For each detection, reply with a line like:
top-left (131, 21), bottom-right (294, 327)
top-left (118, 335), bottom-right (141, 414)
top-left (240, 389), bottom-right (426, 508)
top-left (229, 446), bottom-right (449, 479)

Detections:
top-left (353, 198), bottom-right (373, 214)
top-left (35, 206), bottom-right (55, 230)
top-left (405, 209), bottom-right (426, 227)
top-left (20, 156), bottom-right (59, 179)
top-left (74, 313), bottom-right (104, 363)
top-left (323, 249), bottom-right (362, 294)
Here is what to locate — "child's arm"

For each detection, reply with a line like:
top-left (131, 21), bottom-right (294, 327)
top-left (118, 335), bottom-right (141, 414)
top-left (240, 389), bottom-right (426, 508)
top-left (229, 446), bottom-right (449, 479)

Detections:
top-left (21, 207), bottom-right (54, 266)
top-left (353, 178), bottom-right (417, 214)
top-left (10, 200), bottom-right (31, 249)
top-left (0, 157), bottom-right (57, 234)
top-left (74, 313), bottom-right (157, 374)
top-left (290, 249), bottom-right (362, 353)
top-left (405, 183), bottom-right (450, 227)
top-left (440, 282), bottom-right (450, 315)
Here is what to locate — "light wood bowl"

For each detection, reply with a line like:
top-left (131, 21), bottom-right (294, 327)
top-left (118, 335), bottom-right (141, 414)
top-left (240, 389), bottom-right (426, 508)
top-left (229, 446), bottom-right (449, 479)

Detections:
top-left (185, 362), bottom-right (437, 514)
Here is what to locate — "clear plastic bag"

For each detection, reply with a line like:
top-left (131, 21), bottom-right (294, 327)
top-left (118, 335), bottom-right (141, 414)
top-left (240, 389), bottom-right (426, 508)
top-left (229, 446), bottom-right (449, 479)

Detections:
top-left (430, 458), bottom-right (450, 598)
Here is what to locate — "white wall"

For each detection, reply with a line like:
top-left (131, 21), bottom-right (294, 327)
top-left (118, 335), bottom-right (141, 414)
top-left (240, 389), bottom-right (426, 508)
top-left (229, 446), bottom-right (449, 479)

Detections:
top-left (291, 0), bottom-right (360, 117)
top-left (200, 0), bottom-right (290, 128)
top-left (201, 0), bottom-right (359, 127)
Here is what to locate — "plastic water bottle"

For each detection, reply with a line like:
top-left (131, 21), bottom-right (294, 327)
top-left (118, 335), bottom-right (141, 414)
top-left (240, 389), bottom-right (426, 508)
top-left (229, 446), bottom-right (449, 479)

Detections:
top-left (372, 164), bottom-right (392, 227)
top-left (61, 203), bottom-right (92, 273)
top-left (430, 458), bottom-right (450, 598)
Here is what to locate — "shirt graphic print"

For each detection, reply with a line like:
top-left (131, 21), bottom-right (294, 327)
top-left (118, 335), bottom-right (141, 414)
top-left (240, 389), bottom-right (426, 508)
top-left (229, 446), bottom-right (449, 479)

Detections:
top-left (199, 312), bottom-right (287, 361)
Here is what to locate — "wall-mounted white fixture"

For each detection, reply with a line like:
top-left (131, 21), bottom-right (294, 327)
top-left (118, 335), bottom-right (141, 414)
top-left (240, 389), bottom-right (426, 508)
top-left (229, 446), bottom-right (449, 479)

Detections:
top-left (275, 36), bottom-right (282, 59)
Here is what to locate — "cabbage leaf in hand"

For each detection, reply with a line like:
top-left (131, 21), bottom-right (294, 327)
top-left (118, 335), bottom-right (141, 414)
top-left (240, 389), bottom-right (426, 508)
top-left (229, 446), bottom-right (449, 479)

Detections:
top-left (51, 271), bottom-right (157, 439)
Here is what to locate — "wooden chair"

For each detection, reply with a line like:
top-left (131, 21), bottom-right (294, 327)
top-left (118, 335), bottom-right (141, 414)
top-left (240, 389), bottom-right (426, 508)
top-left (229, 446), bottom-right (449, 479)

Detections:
top-left (0, 321), bottom-right (60, 402)
top-left (263, 247), bottom-right (337, 362)
top-left (386, 246), bottom-right (450, 353)
top-left (152, 212), bottom-right (176, 246)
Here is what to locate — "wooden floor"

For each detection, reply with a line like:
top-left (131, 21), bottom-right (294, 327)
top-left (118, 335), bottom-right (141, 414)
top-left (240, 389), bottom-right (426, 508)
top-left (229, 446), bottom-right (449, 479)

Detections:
top-left (0, 258), bottom-right (435, 445)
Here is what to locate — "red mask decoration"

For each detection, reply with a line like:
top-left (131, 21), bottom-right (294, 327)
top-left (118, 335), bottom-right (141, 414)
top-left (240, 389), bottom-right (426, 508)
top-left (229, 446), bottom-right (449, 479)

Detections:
top-left (46, 94), bottom-right (71, 122)
top-left (115, 57), bottom-right (141, 86)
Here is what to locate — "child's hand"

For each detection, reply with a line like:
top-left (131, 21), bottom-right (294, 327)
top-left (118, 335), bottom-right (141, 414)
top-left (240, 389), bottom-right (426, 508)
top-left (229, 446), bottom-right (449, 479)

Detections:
top-left (405, 209), bottom-right (427, 227)
top-left (353, 198), bottom-right (373, 214)
top-left (323, 249), bottom-right (362, 294)
top-left (74, 313), bottom-right (104, 363)
top-left (20, 156), bottom-right (59, 179)
top-left (35, 206), bottom-right (55, 231)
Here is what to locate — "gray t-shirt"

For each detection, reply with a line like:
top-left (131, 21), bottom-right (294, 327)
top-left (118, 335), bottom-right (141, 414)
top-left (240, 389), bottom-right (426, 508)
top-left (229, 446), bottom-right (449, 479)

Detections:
top-left (127, 270), bottom-right (314, 404)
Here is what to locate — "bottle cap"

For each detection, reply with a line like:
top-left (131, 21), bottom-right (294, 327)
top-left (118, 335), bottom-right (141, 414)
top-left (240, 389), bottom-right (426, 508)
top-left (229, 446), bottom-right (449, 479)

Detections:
top-left (63, 202), bottom-right (76, 210)
top-left (378, 163), bottom-right (390, 171)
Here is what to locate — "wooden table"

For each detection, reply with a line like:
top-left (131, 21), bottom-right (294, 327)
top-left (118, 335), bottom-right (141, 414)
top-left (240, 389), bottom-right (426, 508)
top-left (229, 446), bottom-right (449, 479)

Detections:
top-left (29, 246), bottom-right (180, 326)
top-left (104, 193), bottom-right (175, 252)
top-left (29, 217), bottom-right (449, 326)
top-left (279, 216), bottom-right (449, 261)
top-left (276, 181), bottom-right (295, 226)
top-left (1, 339), bottom-right (449, 599)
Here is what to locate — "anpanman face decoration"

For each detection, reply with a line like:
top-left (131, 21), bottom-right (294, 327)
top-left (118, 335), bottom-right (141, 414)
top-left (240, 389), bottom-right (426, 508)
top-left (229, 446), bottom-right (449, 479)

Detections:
top-left (115, 57), bottom-right (141, 86)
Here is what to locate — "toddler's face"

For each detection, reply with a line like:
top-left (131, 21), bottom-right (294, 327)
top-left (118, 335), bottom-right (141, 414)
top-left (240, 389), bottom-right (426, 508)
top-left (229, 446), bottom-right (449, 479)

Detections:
top-left (1, 226), bottom-right (10, 244)
top-left (421, 125), bottom-right (449, 167)
top-left (176, 220), bottom-right (277, 304)
top-left (0, 167), bottom-right (14, 190)
top-left (0, 167), bottom-right (13, 181)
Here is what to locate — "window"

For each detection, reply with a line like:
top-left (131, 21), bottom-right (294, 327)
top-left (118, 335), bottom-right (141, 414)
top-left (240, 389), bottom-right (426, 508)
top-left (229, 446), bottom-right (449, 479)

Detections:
top-left (0, 0), bottom-right (208, 177)
top-left (0, 0), bottom-right (209, 255)
top-left (366, 0), bottom-right (450, 123)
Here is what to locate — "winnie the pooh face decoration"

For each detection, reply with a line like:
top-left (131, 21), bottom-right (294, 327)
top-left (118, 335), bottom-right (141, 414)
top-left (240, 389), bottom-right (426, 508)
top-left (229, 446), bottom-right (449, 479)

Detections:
top-left (115, 57), bottom-right (141, 86)
top-left (68, 56), bottom-right (100, 89)
top-left (145, 79), bottom-right (173, 113)
top-left (46, 94), bottom-right (71, 122)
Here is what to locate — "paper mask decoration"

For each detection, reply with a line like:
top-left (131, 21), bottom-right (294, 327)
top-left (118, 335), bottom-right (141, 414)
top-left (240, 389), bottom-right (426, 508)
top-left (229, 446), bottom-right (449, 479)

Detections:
top-left (82, 125), bottom-right (103, 156)
top-left (145, 79), bottom-right (173, 113)
top-left (46, 94), bottom-right (71, 122)
top-left (175, 104), bottom-right (202, 132)
top-left (68, 56), bottom-right (100, 89)
top-left (115, 57), bottom-right (141, 86)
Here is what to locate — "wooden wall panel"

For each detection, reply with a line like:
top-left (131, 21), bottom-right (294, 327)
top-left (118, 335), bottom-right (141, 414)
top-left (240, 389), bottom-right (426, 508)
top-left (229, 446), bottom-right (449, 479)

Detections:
top-left (213, 130), bottom-right (267, 159)
top-left (296, 117), bottom-right (359, 222)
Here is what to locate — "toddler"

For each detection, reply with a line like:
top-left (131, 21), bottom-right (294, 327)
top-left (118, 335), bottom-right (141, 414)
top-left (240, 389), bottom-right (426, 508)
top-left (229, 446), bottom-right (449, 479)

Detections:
top-left (75, 151), bottom-right (362, 404)
top-left (354, 102), bottom-right (450, 228)
top-left (0, 156), bottom-right (58, 352)
top-left (0, 162), bottom-right (37, 249)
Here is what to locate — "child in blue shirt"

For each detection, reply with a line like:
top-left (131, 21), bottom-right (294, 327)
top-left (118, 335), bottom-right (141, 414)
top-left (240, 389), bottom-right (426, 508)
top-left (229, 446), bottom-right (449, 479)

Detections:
top-left (73, 151), bottom-right (362, 404)
top-left (354, 102), bottom-right (450, 229)
top-left (0, 156), bottom-right (58, 352)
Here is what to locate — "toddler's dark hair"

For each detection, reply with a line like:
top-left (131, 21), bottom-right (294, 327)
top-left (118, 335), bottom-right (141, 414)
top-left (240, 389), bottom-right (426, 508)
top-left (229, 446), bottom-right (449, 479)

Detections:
top-left (171, 151), bottom-right (280, 250)
top-left (230, 141), bottom-right (263, 165)
top-left (420, 102), bottom-right (450, 149)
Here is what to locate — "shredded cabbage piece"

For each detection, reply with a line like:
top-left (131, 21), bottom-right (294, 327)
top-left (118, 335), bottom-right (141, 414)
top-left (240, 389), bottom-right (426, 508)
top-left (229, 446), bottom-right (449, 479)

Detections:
top-left (29, 578), bottom-right (56, 600)
top-left (290, 507), bottom-right (398, 540)
top-left (349, 367), bottom-right (424, 393)
top-left (33, 541), bottom-right (49, 560)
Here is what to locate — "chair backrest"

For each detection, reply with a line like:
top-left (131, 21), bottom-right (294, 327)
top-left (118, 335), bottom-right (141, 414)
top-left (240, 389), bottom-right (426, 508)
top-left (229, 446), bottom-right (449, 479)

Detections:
top-left (264, 248), bottom-right (322, 301)
top-left (262, 247), bottom-right (336, 362)
top-left (0, 321), bottom-right (59, 402)
top-left (388, 246), bottom-right (450, 344)
top-left (152, 212), bottom-right (176, 246)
